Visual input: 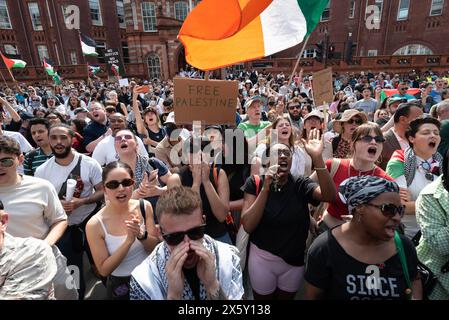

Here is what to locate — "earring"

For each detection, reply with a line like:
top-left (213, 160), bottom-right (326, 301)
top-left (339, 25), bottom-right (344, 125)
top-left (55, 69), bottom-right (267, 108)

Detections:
top-left (357, 214), bottom-right (362, 223)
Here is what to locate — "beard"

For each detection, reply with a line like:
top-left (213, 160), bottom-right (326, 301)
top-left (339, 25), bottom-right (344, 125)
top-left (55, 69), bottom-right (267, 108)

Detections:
top-left (289, 112), bottom-right (301, 121)
top-left (51, 145), bottom-right (72, 159)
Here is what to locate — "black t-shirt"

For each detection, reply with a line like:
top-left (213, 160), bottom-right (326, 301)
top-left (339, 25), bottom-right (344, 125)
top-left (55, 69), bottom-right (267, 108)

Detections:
top-left (147, 127), bottom-right (166, 144)
top-left (305, 230), bottom-right (418, 300)
top-left (183, 267), bottom-right (200, 300)
top-left (222, 164), bottom-right (251, 201)
top-left (241, 174), bottom-right (319, 266)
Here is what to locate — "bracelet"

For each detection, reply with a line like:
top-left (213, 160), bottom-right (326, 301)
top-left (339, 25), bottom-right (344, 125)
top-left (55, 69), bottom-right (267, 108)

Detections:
top-left (314, 167), bottom-right (327, 171)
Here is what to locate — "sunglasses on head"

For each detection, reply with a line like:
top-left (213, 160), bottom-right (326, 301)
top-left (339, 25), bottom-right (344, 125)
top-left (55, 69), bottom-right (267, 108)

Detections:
top-left (0, 158), bottom-right (15, 168)
top-left (104, 178), bottom-right (134, 189)
top-left (365, 203), bottom-right (405, 218)
top-left (347, 118), bottom-right (364, 125)
top-left (114, 134), bottom-right (133, 142)
top-left (357, 135), bottom-right (385, 143)
top-left (161, 224), bottom-right (206, 246)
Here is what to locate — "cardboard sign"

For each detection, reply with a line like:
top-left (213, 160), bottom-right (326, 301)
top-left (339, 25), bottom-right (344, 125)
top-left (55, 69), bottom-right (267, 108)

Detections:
top-left (312, 67), bottom-right (334, 107)
top-left (118, 78), bottom-right (129, 87)
top-left (174, 78), bottom-right (238, 125)
top-left (104, 48), bottom-right (126, 77)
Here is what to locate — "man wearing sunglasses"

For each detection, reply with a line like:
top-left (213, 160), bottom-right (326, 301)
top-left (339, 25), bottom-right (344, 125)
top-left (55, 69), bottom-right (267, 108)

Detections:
top-left (392, 82), bottom-right (417, 101)
top-left (285, 97), bottom-right (302, 135)
top-left (35, 124), bottom-right (104, 300)
top-left (92, 113), bottom-right (146, 166)
top-left (130, 186), bottom-right (244, 300)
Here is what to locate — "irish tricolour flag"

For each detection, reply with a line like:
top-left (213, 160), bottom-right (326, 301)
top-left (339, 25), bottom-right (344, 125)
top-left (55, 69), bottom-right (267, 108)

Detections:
top-left (178, 0), bottom-right (329, 70)
top-left (1, 52), bottom-right (27, 69)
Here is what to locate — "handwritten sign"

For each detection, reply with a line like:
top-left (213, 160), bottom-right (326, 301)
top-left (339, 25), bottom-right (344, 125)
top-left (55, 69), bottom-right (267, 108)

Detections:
top-left (118, 78), bottom-right (129, 87)
top-left (174, 78), bottom-right (238, 125)
top-left (312, 67), bottom-right (333, 107)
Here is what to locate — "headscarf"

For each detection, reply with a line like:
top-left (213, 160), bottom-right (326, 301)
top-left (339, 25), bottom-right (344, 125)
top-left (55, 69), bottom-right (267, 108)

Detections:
top-left (339, 176), bottom-right (399, 213)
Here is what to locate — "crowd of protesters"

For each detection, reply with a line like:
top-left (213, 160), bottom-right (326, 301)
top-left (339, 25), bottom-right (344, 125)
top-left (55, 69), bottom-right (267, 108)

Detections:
top-left (0, 66), bottom-right (449, 300)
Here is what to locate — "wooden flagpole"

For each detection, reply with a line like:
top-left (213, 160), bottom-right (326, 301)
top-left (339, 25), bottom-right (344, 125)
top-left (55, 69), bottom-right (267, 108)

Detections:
top-left (6, 67), bottom-right (17, 84)
top-left (288, 36), bottom-right (310, 86)
top-left (0, 69), bottom-right (8, 88)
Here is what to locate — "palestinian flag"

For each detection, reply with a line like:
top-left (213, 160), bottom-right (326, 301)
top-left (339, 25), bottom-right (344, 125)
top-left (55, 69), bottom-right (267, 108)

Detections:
top-left (89, 65), bottom-right (101, 75)
top-left (178, 0), bottom-right (329, 70)
top-left (53, 72), bottom-right (62, 85)
top-left (111, 63), bottom-right (120, 77)
top-left (385, 149), bottom-right (406, 180)
top-left (380, 89), bottom-right (421, 102)
top-left (1, 52), bottom-right (27, 69)
top-left (43, 57), bottom-right (56, 76)
top-left (80, 33), bottom-right (98, 57)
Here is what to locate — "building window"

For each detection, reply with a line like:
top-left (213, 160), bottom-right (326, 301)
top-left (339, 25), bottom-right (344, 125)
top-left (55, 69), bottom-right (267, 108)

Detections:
top-left (367, 50), bottom-right (378, 56)
top-left (397, 0), bottom-right (410, 21)
top-left (393, 44), bottom-right (433, 55)
top-left (70, 51), bottom-right (77, 65)
top-left (96, 41), bottom-right (106, 63)
top-left (4, 44), bottom-right (18, 55)
top-left (147, 54), bottom-right (161, 80)
top-left (89, 0), bottom-right (103, 26)
top-left (142, 2), bottom-right (157, 32)
top-left (320, 0), bottom-right (331, 22)
top-left (122, 42), bottom-right (129, 63)
top-left (349, 0), bottom-right (356, 18)
top-left (430, 0), bottom-right (444, 16)
top-left (366, 0), bottom-right (383, 23)
top-left (116, 0), bottom-right (126, 28)
top-left (302, 49), bottom-right (317, 58)
top-left (28, 3), bottom-right (43, 31)
top-left (0, 0), bottom-right (11, 29)
top-left (37, 45), bottom-right (49, 62)
top-left (174, 1), bottom-right (189, 21)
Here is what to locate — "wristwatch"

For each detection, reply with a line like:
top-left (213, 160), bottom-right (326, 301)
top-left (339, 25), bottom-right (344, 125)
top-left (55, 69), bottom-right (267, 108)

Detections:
top-left (137, 230), bottom-right (148, 241)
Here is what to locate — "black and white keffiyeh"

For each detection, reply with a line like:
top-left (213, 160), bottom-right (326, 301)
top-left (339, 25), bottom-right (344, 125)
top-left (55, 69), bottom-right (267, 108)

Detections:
top-left (339, 176), bottom-right (399, 213)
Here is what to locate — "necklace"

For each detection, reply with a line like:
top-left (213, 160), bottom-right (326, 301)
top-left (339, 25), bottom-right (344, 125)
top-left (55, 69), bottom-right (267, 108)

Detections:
top-left (348, 160), bottom-right (376, 178)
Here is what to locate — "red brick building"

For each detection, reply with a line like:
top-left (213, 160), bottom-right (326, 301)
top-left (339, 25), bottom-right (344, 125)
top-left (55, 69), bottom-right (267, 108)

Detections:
top-left (0, 0), bottom-right (448, 82)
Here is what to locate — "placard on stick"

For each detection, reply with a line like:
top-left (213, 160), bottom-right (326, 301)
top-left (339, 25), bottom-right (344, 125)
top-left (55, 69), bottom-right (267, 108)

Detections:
top-left (174, 78), bottom-right (238, 125)
top-left (312, 67), bottom-right (333, 107)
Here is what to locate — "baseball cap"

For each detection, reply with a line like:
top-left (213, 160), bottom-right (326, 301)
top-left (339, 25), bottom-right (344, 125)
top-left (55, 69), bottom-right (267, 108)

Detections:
top-left (303, 110), bottom-right (324, 122)
top-left (243, 95), bottom-right (266, 110)
top-left (165, 111), bottom-right (175, 124)
top-left (388, 96), bottom-right (407, 106)
top-left (74, 107), bottom-right (89, 115)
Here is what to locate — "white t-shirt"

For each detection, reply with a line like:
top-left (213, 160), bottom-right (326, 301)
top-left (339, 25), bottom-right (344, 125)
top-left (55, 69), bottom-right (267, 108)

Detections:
top-left (35, 153), bottom-right (102, 226)
top-left (2, 130), bottom-right (33, 174)
top-left (92, 135), bottom-right (147, 166)
top-left (0, 175), bottom-right (67, 240)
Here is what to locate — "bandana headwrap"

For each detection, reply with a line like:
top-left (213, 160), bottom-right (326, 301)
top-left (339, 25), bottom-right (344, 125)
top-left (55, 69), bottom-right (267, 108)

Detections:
top-left (339, 176), bottom-right (399, 213)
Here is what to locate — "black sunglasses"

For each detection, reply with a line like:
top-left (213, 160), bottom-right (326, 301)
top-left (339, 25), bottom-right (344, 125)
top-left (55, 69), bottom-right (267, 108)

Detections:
top-left (162, 224), bottom-right (206, 246)
top-left (0, 158), bottom-right (15, 168)
top-left (104, 178), bottom-right (134, 189)
top-left (365, 203), bottom-right (405, 218)
top-left (288, 105), bottom-right (301, 110)
top-left (347, 118), bottom-right (364, 125)
top-left (357, 135), bottom-right (385, 143)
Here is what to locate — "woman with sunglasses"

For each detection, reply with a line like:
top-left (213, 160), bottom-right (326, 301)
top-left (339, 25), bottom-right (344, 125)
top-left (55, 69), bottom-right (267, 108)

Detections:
top-left (131, 86), bottom-right (166, 156)
top-left (317, 123), bottom-right (393, 230)
top-left (331, 109), bottom-right (368, 159)
top-left (241, 131), bottom-right (336, 300)
top-left (305, 175), bottom-right (422, 300)
top-left (386, 117), bottom-right (442, 240)
top-left (86, 161), bottom-right (157, 299)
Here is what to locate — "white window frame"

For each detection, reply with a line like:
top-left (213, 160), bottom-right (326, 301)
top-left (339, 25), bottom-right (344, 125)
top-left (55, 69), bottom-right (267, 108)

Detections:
top-left (367, 50), bottom-right (378, 57)
top-left (397, 0), bottom-right (410, 21)
top-left (0, 0), bottom-right (12, 29)
top-left (37, 45), bottom-right (49, 62)
top-left (174, 1), bottom-right (189, 21)
top-left (28, 2), bottom-right (43, 31)
top-left (349, 0), bottom-right (356, 18)
top-left (302, 49), bottom-right (317, 58)
top-left (89, 0), bottom-right (103, 26)
top-left (393, 44), bottom-right (433, 55)
top-left (147, 54), bottom-right (161, 79)
top-left (430, 0), bottom-right (444, 16)
top-left (141, 2), bottom-right (157, 32)
top-left (70, 51), bottom-right (77, 65)
top-left (4, 44), bottom-right (18, 55)
top-left (116, 0), bottom-right (126, 28)
top-left (320, 0), bottom-right (331, 22)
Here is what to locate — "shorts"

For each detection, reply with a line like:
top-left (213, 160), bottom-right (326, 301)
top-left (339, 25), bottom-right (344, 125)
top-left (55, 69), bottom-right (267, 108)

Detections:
top-left (248, 242), bottom-right (304, 295)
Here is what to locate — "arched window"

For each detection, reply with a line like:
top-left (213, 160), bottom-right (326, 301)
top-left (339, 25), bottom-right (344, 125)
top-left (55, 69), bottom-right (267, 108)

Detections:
top-left (147, 54), bottom-right (161, 80)
top-left (393, 44), bottom-right (433, 55)
top-left (174, 1), bottom-right (189, 21)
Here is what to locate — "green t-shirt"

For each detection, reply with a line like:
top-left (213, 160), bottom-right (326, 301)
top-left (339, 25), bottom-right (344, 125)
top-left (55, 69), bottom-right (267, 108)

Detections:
top-left (238, 121), bottom-right (271, 138)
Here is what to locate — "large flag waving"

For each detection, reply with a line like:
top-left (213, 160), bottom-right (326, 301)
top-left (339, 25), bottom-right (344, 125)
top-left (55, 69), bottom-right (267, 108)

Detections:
top-left (1, 52), bottom-right (27, 69)
top-left (80, 33), bottom-right (98, 57)
top-left (178, 0), bottom-right (329, 70)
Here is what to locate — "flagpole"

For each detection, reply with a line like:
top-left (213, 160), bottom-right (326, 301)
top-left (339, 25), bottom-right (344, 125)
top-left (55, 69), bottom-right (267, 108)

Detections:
top-left (6, 67), bottom-right (16, 83)
top-left (0, 69), bottom-right (8, 88)
top-left (288, 36), bottom-right (310, 86)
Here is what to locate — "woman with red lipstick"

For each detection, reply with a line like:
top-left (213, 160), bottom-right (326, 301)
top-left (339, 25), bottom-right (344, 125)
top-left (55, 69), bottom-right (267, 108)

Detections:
top-left (386, 117), bottom-right (442, 241)
top-left (86, 161), bottom-right (158, 300)
top-left (305, 176), bottom-right (422, 300)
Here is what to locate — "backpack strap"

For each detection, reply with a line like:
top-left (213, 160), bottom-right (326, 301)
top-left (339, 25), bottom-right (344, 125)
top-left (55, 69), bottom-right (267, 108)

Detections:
top-left (26, 149), bottom-right (39, 176)
top-left (139, 199), bottom-right (146, 225)
top-left (329, 158), bottom-right (341, 179)
top-left (394, 231), bottom-right (413, 300)
top-left (254, 175), bottom-right (261, 196)
top-left (58, 155), bottom-right (83, 200)
top-left (209, 163), bottom-right (220, 189)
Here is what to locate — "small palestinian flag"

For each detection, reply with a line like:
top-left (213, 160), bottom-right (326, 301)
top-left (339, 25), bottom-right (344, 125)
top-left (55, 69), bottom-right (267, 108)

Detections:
top-left (111, 63), bottom-right (120, 77)
top-left (53, 72), bottom-right (62, 85)
top-left (80, 33), bottom-right (98, 57)
top-left (1, 52), bottom-right (27, 69)
top-left (43, 57), bottom-right (56, 76)
top-left (89, 65), bottom-right (101, 75)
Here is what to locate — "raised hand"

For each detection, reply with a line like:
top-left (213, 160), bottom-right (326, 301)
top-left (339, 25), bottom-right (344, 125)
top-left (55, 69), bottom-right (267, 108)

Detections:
top-left (125, 214), bottom-right (141, 244)
top-left (166, 242), bottom-right (190, 300)
top-left (301, 128), bottom-right (324, 160)
top-left (190, 241), bottom-right (217, 292)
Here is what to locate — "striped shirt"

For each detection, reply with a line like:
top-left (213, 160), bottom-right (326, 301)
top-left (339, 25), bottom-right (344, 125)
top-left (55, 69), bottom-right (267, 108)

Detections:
top-left (23, 148), bottom-right (53, 176)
